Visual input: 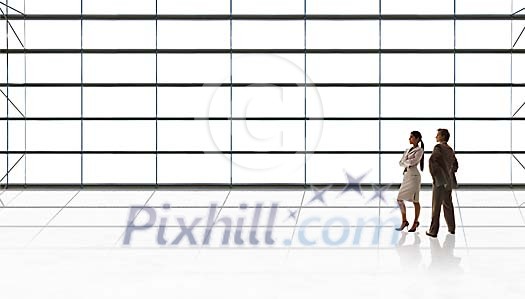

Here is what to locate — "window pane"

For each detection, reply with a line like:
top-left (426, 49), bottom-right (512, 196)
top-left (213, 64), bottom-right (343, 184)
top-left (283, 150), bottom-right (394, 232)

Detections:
top-left (456, 154), bottom-right (510, 184)
top-left (512, 54), bottom-right (525, 84)
top-left (158, 154), bottom-right (230, 184)
top-left (0, 54), bottom-right (6, 83)
top-left (306, 154), bottom-right (379, 184)
top-left (307, 0), bottom-right (378, 14)
top-left (25, 121), bottom-right (81, 151)
top-left (158, 54), bottom-right (230, 83)
top-left (0, 28), bottom-right (5, 49)
top-left (158, 87), bottom-right (230, 118)
top-left (83, 87), bottom-right (155, 117)
top-left (456, 0), bottom-right (512, 14)
top-left (233, 87), bottom-right (304, 118)
top-left (25, 0), bottom-right (80, 14)
top-left (307, 54), bottom-right (378, 83)
top-left (4, 87), bottom-right (25, 118)
top-left (232, 0), bottom-right (304, 14)
top-left (382, 54), bottom-right (453, 83)
top-left (26, 154), bottom-right (81, 184)
top-left (27, 54), bottom-right (80, 83)
top-left (233, 54), bottom-right (304, 83)
top-left (232, 154), bottom-right (304, 184)
top-left (455, 121), bottom-right (511, 151)
top-left (233, 21), bottom-right (304, 49)
top-left (456, 87), bottom-right (511, 117)
top-left (513, 88), bottom-right (525, 117)
top-left (307, 87), bottom-right (379, 118)
top-left (6, 20), bottom-right (25, 50)
top-left (382, 21), bottom-right (453, 49)
top-left (7, 154), bottom-right (27, 184)
top-left (6, 120), bottom-right (25, 151)
top-left (512, 121), bottom-right (525, 151)
top-left (83, 121), bottom-right (156, 151)
top-left (25, 88), bottom-right (80, 118)
top-left (0, 154), bottom-right (6, 183)
top-left (512, 153), bottom-right (525, 184)
top-left (457, 54), bottom-right (510, 83)
top-left (83, 154), bottom-right (155, 184)
top-left (307, 21), bottom-right (378, 49)
top-left (457, 21), bottom-right (510, 49)
top-left (232, 120), bottom-right (304, 151)
top-left (158, 0), bottom-right (229, 14)
top-left (512, 20), bottom-right (525, 49)
top-left (7, 54), bottom-right (26, 83)
top-left (83, 54), bottom-right (155, 83)
top-left (382, 0), bottom-right (453, 14)
top-left (381, 87), bottom-right (454, 118)
top-left (158, 120), bottom-right (230, 151)
top-left (26, 21), bottom-right (80, 49)
top-left (307, 120), bottom-right (379, 151)
top-left (0, 122), bottom-right (6, 152)
top-left (83, 21), bottom-right (156, 49)
top-left (158, 21), bottom-right (230, 49)
top-left (82, 0), bottom-right (155, 14)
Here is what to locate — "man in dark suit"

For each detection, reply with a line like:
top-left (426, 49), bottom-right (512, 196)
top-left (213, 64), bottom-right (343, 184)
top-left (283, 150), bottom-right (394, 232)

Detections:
top-left (426, 128), bottom-right (458, 238)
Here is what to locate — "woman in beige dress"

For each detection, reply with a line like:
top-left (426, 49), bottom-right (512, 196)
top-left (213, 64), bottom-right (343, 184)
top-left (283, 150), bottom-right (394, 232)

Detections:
top-left (395, 131), bottom-right (424, 232)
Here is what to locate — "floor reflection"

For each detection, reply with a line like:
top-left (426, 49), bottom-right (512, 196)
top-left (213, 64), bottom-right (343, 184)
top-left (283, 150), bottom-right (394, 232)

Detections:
top-left (428, 234), bottom-right (462, 274)
top-left (396, 231), bottom-right (422, 271)
top-left (396, 232), bottom-right (462, 274)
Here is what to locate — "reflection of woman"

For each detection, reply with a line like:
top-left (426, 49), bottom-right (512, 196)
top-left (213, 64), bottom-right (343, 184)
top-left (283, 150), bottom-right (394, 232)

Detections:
top-left (396, 231), bottom-right (422, 271)
top-left (395, 131), bottom-right (424, 232)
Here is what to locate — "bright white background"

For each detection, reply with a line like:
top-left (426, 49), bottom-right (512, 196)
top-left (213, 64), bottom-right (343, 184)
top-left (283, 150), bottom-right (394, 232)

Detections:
top-left (1, 0), bottom-right (524, 185)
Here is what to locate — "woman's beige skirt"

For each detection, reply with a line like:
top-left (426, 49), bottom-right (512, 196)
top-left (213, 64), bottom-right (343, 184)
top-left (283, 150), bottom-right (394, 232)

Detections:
top-left (397, 169), bottom-right (421, 203)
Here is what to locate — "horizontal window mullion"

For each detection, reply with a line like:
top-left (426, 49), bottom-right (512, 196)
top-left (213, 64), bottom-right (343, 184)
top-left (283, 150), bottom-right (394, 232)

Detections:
top-left (0, 183), bottom-right (523, 189)
top-left (1, 183), bottom-right (522, 190)
top-left (1, 151), bottom-right (522, 154)
top-left (2, 49), bottom-right (525, 54)
top-left (2, 83), bottom-right (525, 87)
top-left (2, 14), bottom-right (525, 21)
top-left (2, 117), bottom-right (523, 121)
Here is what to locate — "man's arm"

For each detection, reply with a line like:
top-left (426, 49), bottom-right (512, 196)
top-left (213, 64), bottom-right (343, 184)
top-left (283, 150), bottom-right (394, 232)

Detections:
top-left (452, 155), bottom-right (458, 173)
top-left (429, 145), bottom-right (444, 177)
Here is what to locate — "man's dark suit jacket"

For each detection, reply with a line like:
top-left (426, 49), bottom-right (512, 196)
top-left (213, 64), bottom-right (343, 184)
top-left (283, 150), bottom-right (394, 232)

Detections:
top-left (429, 143), bottom-right (458, 190)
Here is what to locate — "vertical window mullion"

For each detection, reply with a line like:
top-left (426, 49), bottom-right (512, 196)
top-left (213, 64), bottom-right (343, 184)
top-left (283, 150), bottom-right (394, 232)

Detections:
top-left (80, 0), bottom-right (84, 187)
top-left (155, 0), bottom-right (158, 186)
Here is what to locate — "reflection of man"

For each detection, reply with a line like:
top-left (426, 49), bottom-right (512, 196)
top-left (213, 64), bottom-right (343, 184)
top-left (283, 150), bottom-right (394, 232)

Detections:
top-left (428, 234), bottom-right (462, 274)
top-left (426, 129), bottom-right (458, 238)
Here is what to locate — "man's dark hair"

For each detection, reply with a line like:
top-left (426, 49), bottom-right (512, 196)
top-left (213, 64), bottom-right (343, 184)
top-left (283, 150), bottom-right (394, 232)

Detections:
top-left (437, 128), bottom-right (450, 142)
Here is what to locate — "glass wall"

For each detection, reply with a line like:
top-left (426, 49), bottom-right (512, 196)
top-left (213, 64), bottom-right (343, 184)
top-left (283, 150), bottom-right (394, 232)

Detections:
top-left (1, 0), bottom-right (524, 186)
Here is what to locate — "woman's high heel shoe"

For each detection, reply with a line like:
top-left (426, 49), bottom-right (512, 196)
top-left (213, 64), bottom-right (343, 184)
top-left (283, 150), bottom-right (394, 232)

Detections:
top-left (395, 220), bottom-right (409, 231)
top-left (408, 221), bottom-right (420, 232)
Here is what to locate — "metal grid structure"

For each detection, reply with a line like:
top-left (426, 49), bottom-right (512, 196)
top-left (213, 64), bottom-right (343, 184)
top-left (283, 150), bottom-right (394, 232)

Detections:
top-left (1, 0), bottom-right (525, 188)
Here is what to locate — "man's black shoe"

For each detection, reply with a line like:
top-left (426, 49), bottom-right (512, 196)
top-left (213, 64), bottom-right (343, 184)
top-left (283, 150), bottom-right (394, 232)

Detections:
top-left (426, 231), bottom-right (437, 238)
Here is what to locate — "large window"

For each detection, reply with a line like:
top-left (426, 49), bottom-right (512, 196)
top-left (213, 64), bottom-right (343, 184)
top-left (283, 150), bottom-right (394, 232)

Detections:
top-left (1, 0), bottom-right (524, 186)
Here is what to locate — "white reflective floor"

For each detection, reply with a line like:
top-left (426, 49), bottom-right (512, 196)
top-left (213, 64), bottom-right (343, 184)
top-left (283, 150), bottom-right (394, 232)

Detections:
top-left (1, 189), bottom-right (524, 298)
